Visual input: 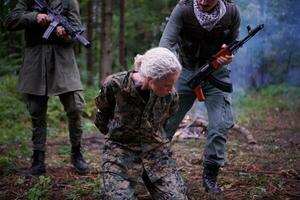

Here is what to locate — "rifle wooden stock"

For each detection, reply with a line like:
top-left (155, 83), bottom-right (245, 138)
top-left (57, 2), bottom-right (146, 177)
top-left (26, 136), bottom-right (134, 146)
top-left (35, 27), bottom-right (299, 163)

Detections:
top-left (211, 48), bottom-right (231, 69)
top-left (194, 85), bottom-right (205, 101)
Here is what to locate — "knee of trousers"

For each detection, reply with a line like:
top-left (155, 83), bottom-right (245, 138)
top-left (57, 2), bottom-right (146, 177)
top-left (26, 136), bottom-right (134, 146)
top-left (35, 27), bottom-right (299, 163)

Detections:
top-left (62, 92), bottom-right (85, 114)
top-left (67, 111), bottom-right (83, 130)
top-left (29, 106), bottom-right (47, 128)
top-left (27, 102), bottom-right (47, 119)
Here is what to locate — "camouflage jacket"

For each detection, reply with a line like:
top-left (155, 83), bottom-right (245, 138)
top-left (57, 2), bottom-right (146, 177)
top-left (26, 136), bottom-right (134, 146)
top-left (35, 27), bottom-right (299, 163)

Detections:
top-left (95, 71), bottom-right (179, 150)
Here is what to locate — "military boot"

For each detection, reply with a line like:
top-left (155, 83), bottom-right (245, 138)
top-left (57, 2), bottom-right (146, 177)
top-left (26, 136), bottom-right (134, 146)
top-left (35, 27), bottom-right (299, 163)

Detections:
top-left (71, 146), bottom-right (88, 174)
top-left (24, 150), bottom-right (46, 175)
top-left (203, 164), bottom-right (223, 195)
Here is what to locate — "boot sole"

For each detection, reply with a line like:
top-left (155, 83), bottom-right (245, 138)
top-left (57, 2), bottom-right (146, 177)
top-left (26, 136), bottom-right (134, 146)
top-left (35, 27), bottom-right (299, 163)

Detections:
top-left (23, 169), bottom-right (46, 176)
top-left (73, 167), bottom-right (89, 175)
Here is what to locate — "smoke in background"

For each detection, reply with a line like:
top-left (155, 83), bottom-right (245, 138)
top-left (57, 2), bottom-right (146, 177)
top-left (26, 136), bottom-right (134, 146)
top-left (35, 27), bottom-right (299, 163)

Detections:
top-left (231, 0), bottom-right (300, 91)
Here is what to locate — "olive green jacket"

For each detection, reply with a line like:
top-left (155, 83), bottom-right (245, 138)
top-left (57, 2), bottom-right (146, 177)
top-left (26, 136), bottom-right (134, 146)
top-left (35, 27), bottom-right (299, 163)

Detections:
top-left (95, 71), bottom-right (179, 151)
top-left (3, 0), bottom-right (83, 95)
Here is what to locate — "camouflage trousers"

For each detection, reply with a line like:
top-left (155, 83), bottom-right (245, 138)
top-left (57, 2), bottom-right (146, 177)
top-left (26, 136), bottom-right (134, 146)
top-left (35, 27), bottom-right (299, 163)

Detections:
top-left (100, 140), bottom-right (188, 200)
top-left (24, 91), bottom-right (85, 151)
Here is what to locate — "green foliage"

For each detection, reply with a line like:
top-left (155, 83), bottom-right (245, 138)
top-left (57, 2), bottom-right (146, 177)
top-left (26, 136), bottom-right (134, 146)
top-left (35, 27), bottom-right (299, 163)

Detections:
top-left (0, 75), bottom-right (31, 146)
top-left (239, 172), bottom-right (267, 190)
top-left (82, 84), bottom-right (98, 118)
top-left (0, 155), bottom-right (16, 176)
top-left (64, 178), bottom-right (101, 199)
top-left (0, 72), bottom-right (97, 142)
top-left (233, 84), bottom-right (300, 123)
top-left (57, 145), bottom-right (70, 155)
top-left (27, 176), bottom-right (52, 200)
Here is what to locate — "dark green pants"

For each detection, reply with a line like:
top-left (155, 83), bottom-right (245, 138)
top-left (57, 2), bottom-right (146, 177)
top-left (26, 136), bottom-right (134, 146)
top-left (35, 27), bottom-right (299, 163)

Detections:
top-left (24, 91), bottom-right (85, 151)
top-left (165, 67), bottom-right (234, 166)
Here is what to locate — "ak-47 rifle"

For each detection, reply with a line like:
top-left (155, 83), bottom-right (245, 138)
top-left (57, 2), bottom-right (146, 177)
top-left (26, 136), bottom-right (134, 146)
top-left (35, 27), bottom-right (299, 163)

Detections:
top-left (187, 24), bottom-right (264, 101)
top-left (33, 0), bottom-right (91, 48)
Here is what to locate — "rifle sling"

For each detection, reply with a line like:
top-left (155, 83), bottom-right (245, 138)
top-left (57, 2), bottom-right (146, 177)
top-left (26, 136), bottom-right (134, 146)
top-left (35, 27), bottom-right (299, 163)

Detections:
top-left (207, 74), bottom-right (233, 93)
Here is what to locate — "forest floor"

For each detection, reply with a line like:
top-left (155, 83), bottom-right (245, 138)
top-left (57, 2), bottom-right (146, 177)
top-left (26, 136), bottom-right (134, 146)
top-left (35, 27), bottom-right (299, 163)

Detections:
top-left (0, 106), bottom-right (300, 200)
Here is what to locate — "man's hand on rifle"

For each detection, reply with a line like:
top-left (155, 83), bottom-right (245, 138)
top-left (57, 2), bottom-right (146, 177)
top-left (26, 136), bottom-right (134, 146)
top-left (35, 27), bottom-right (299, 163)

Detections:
top-left (55, 26), bottom-right (68, 39)
top-left (36, 13), bottom-right (49, 26)
top-left (216, 44), bottom-right (235, 66)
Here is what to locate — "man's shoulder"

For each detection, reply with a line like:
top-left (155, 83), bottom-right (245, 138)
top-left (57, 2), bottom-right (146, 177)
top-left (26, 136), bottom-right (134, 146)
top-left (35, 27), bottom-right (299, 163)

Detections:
top-left (223, 0), bottom-right (238, 8)
top-left (223, 0), bottom-right (233, 3)
top-left (223, 0), bottom-right (239, 14)
top-left (178, 0), bottom-right (192, 6)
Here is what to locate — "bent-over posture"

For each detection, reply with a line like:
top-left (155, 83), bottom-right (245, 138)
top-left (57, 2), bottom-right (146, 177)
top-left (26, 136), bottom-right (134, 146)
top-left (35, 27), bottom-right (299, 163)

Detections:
top-left (95, 47), bottom-right (188, 199)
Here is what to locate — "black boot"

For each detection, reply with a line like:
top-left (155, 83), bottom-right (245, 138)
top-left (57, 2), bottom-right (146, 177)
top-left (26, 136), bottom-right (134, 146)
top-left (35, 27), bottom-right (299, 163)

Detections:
top-left (24, 150), bottom-right (46, 175)
top-left (71, 146), bottom-right (88, 174)
top-left (203, 164), bottom-right (223, 195)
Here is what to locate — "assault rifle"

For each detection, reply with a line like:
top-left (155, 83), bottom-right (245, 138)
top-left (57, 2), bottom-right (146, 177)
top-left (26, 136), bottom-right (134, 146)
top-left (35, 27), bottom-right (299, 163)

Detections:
top-left (33, 0), bottom-right (91, 48)
top-left (187, 24), bottom-right (264, 101)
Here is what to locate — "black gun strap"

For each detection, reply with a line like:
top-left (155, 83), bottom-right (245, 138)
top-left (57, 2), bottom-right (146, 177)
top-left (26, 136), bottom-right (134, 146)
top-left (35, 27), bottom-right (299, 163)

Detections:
top-left (207, 74), bottom-right (233, 93)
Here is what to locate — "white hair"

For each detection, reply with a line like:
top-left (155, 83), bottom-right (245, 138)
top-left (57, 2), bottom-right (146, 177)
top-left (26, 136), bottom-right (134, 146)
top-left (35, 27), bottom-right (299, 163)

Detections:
top-left (134, 47), bottom-right (182, 80)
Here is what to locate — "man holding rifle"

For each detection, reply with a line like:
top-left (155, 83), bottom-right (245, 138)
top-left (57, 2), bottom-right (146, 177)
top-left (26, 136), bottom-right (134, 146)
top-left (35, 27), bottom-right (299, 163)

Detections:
top-left (159, 0), bottom-right (240, 195)
top-left (3, 0), bottom-right (88, 175)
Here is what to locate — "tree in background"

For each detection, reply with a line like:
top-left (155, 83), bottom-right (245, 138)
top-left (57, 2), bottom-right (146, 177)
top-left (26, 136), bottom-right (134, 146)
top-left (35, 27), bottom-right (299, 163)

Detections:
top-left (0, 0), bottom-right (299, 89)
top-left (86, 0), bottom-right (94, 86)
top-left (99, 0), bottom-right (113, 86)
top-left (119, 0), bottom-right (126, 70)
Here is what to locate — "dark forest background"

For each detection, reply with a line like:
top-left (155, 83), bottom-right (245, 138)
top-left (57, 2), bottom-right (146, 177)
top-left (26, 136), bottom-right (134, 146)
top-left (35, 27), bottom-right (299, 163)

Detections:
top-left (0, 0), bottom-right (299, 89)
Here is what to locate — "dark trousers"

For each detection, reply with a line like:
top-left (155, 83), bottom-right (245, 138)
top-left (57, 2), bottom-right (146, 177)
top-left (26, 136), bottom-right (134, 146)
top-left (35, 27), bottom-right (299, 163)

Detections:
top-left (24, 91), bottom-right (85, 151)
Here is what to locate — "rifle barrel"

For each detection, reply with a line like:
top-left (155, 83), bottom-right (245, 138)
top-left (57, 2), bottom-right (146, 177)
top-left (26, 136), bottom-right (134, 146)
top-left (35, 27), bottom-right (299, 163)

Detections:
top-left (229, 24), bottom-right (264, 53)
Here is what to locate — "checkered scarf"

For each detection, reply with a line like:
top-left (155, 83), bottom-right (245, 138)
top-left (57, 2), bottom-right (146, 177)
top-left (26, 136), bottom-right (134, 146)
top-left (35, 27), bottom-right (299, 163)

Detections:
top-left (193, 0), bottom-right (226, 32)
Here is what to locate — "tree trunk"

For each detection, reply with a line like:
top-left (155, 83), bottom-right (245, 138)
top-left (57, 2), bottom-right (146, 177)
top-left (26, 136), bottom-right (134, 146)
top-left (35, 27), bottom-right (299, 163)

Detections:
top-left (99, 0), bottom-right (113, 86)
top-left (119, 0), bottom-right (126, 70)
top-left (86, 0), bottom-right (94, 86)
top-left (6, 0), bottom-right (18, 55)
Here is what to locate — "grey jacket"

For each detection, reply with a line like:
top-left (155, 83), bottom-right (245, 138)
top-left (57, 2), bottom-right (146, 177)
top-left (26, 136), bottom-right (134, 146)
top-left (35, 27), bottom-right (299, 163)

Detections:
top-left (159, 0), bottom-right (240, 84)
top-left (3, 0), bottom-right (83, 96)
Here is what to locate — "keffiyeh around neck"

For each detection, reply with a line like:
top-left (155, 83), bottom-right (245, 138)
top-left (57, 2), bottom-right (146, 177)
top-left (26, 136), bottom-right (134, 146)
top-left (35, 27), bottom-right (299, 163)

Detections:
top-left (193, 0), bottom-right (226, 32)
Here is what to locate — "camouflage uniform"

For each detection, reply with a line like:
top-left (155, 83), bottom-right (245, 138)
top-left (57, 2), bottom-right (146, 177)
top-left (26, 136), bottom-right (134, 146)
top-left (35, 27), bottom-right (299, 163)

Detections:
top-left (95, 71), bottom-right (188, 200)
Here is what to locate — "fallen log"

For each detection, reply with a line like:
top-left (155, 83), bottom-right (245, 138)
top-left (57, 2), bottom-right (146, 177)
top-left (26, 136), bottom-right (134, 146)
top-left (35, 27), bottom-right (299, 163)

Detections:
top-left (174, 115), bottom-right (257, 144)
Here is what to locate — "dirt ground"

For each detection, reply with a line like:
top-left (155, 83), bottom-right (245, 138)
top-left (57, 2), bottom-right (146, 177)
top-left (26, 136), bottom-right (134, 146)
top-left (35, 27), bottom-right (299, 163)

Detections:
top-left (0, 108), bottom-right (299, 200)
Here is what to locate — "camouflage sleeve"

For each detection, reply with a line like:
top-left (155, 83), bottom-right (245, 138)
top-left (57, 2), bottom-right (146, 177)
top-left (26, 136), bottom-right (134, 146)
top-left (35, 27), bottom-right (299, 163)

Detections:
top-left (94, 77), bottom-right (117, 134)
top-left (168, 92), bottom-right (179, 117)
top-left (3, 0), bottom-right (39, 31)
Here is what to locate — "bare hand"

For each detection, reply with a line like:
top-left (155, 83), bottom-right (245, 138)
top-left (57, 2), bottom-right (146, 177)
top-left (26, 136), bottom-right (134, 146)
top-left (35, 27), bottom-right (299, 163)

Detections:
top-left (36, 13), bottom-right (49, 26)
top-left (216, 44), bottom-right (235, 65)
top-left (55, 26), bottom-right (68, 39)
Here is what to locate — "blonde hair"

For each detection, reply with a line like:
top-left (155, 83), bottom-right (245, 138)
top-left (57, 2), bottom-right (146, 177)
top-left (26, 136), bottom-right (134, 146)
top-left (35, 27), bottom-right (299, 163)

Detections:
top-left (134, 47), bottom-right (182, 80)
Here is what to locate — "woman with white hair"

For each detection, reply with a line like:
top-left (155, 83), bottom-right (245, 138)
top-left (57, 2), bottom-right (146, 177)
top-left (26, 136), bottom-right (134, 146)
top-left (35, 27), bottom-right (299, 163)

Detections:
top-left (95, 47), bottom-right (188, 199)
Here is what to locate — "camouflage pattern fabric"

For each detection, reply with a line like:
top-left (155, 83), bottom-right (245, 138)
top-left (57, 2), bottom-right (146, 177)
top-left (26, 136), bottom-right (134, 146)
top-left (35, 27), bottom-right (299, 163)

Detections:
top-left (95, 71), bottom-right (188, 199)
top-left (100, 140), bottom-right (188, 200)
top-left (95, 71), bottom-right (179, 148)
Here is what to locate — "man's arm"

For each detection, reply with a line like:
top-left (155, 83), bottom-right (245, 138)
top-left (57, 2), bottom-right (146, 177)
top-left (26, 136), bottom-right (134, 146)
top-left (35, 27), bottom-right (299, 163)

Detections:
top-left (159, 4), bottom-right (184, 53)
top-left (227, 4), bottom-right (241, 43)
top-left (3, 0), bottom-right (39, 31)
top-left (217, 4), bottom-right (241, 66)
